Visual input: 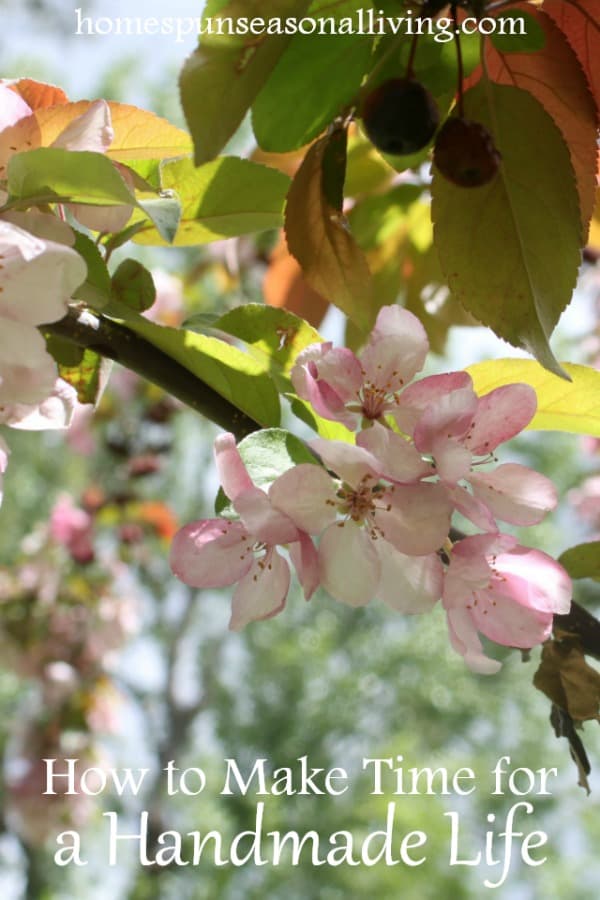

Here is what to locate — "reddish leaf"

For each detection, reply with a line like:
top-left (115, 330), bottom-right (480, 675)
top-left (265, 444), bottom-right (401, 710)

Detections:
top-left (263, 234), bottom-right (330, 329)
top-left (284, 129), bottom-right (374, 333)
top-left (8, 78), bottom-right (69, 109)
top-left (485, 5), bottom-right (598, 233)
top-left (544, 0), bottom-right (600, 109)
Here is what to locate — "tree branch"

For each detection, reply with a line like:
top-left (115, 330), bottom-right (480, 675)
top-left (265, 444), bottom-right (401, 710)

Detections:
top-left (45, 307), bottom-right (262, 440)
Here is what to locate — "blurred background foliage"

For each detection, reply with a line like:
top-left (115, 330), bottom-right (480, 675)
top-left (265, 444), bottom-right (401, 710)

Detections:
top-left (2, 2), bottom-right (600, 899)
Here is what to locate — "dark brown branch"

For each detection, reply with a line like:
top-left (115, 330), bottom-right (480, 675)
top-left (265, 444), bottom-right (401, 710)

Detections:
top-left (45, 308), bottom-right (262, 440)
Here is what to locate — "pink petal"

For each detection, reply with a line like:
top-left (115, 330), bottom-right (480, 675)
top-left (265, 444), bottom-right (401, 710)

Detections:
top-left (470, 588), bottom-right (553, 650)
top-left (446, 608), bottom-right (503, 674)
top-left (430, 436), bottom-right (472, 483)
top-left (466, 384), bottom-right (537, 454)
top-left (319, 521), bottom-right (380, 606)
top-left (68, 202), bottom-right (133, 234)
top-left (229, 548), bottom-right (290, 630)
top-left (51, 99), bottom-right (113, 152)
top-left (214, 432), bottom-right (253, 500)
top-left (268, 463), bottom-right (337, 534)
top-left (356, 423), bottom-right (431, 483)
top-left (447, 484), bottom-right (498, 532)
top-left (309, 438), bottom-right (380, 486)
top-left (393, 371), bottom-right (473, 435)
top-left (289, 531), bottom-right (320, 600)
top-left (377, 482), bottom-right (452, 555)
top-left (413, 387), bottom-right (478, 452)
top-left (170, 519), bottom-right (252, 588)
top-left (469, 463), bottom-right (557, 526)
top-left (377, 544), bottom-right (443, 613)
top-left (233, 486), bottom-right (299, 545)
top-left (291, 344), bottom-right (362, 428)
top-left (493, 547), bottom-right (572, 616)
top-left (361, 305), bottom-right (428, 390)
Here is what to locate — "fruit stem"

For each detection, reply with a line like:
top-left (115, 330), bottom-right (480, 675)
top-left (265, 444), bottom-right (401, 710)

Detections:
top-left (452, 3), bottom-right (465, 118)
top-left (406, 34), bottom-right (419, 79)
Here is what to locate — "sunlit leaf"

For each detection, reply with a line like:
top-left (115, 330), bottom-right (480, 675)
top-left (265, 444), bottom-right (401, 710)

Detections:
top-left (431, 81), bottom-right (581, 377)
top-left (467, 359), bottom-right (600, 436)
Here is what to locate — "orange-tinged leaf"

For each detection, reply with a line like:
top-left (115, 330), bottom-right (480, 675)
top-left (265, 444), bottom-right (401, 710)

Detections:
top-left (588, 187), bottom-right (600, 247)
top-left (285, 129), bottom-right (374, 333)
top-left (544, 0), bottom-right (600, 108)
top-left (485, 5), bottom-right (598, 234)
top-left (34, 101), bottom-right (191, 160)
top-left (263, 234), bottom-right (330, 328)
top-left (8, 78), bottom-right (69, 109)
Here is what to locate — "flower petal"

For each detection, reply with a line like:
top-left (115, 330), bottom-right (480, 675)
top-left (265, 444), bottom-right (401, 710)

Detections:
top-left (446, 608), bottom-right (503, 674)
top-left (214, 432), bottom-right (253, 501)
top-left (309, 438), bottom-right (380, 486)
top-left (393, 371), bottom-right (473, 435)
top-left (378, 482), bottom-right (452, 555)
top-left (6, 378), bottom-right (77, 430)
top-left (319, 521), bottom-right (380, 606)
top-left (360, 306), bottom-right (428, 390)
top-left (291, 343), bottom-right (362, 427)
top-left (0, 319), bottom-right (58, 406)
top-left (51, 99), bottom-right (113, 153)
top-left (268, 463), bottom-right (337, 534)
top-left (377, 544), bottom-right (443, 613)
top-left (357, 422), bottom-right (431, 483)
top-left (493, 547), bottom-right (572, 616)
top-left (234, 486), bottom-right (299, 545)
top-left (230, 548), bottom-right (290, 630)
top-left (465, 384), bottom-right (537, 454)
top-left (470, 463), bottom-right (557, 526)
top-left (289, 531), bottom-right (320, 600)
top-left (170, 519), bottom-right (252, 588)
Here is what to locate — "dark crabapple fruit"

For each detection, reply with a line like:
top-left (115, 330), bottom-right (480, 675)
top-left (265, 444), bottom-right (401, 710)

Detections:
top-left (433, 117), bottom-right (501, 188)
top-left (361, 77), bottom-right (440, 156)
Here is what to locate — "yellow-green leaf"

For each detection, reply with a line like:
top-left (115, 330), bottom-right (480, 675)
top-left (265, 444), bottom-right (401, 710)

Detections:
top-left (467, 359), bottom-right (600, 435)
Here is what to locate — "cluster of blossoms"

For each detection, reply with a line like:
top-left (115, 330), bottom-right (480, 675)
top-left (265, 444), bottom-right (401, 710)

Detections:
top-left (0, 81), bottom-right (141, 506)
top-left (1, 492), bottom-right (140, 844)
top-left (171, 306), bottom-right (572, 674)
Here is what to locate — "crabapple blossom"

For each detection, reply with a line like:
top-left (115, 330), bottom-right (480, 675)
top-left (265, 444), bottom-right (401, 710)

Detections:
top-left (442, 534), bottom-right (572, 674)
top-left (382, 372), bottom-right (557, 531)
top-left (291, 305), bottom-right (429, 429)
top-left (170, 433), bottom-right (319, 630)
top-left (270, 438), bottom-right (449, 608)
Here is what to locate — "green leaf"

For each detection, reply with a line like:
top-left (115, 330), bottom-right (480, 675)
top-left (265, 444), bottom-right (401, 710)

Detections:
top-left (137, 194), bottom-right (182, 244)
top-left (180, 0), bottom-right (312, 164)
top-left (559, 543), bottom-right (600, 581)
top-left (285, 129), bottom-right (374, 332)
top-left (105, 301), bottom-right (280, 428)
top-left (214, 303), bottom-right (323, 389)
top-left (111, 260), bottom-right (156, 312)
top-left (132, 157), bottom-right (290, 246)
top-left (251, 0), bottom-right (373, 152)
top-left (7, 148), bottom-right (135, 207)
top-left (466, 359), bottom-right (600, 436)
top-left (58, 348), bottom-right (111, 405)
top-left (431, 81), bottom-right (581, 378)
top-left (71, 232), bottom-right (112, 310)
top-left (490, 10), bottom-right (546, 54)
top-left (215, 427), bottom-right (320, 514)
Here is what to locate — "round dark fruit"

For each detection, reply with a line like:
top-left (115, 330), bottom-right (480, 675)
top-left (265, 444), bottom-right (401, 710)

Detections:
top-left (433, 117), bottom-right (501, 188)
top-left (361, 77), bottom-right (440, 156)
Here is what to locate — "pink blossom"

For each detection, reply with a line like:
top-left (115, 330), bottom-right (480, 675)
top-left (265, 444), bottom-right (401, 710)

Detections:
top-left (271, 438), bottom-right (449, 609)
top-left (291, 305), bottom-right (429, 429)
top-left (50, 494), bottom-right (95, 564)
top-left (443, 534), bottom-right (572, 674)
top-left (170, 433), bottom-right (319, 630)
top-left (399, 375), bottom-right (556, 531)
